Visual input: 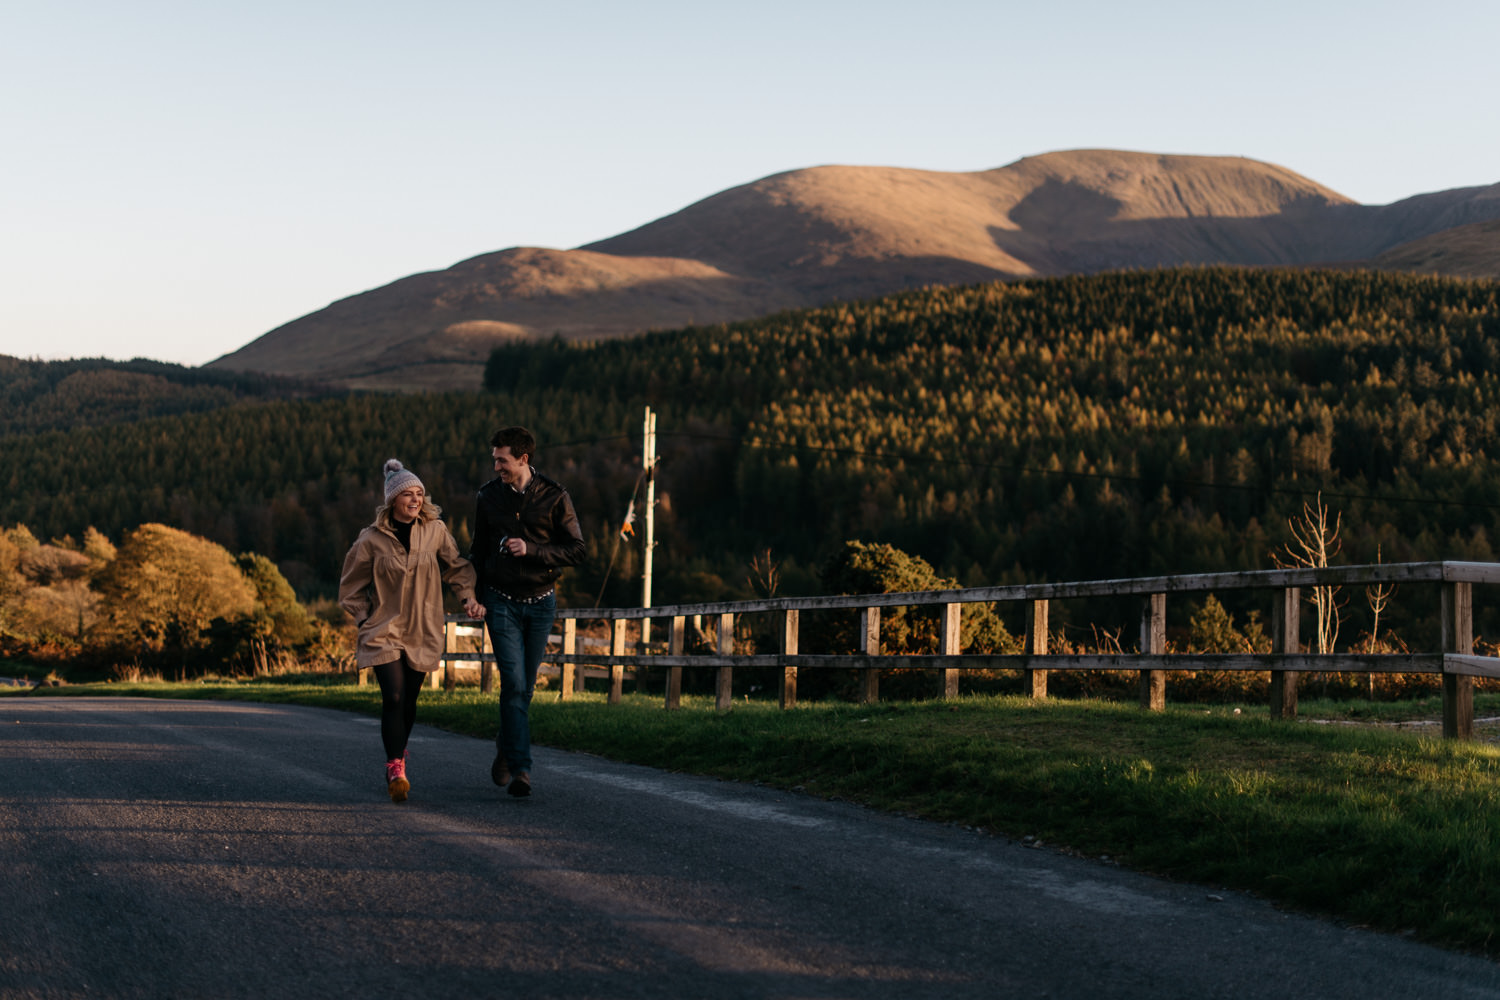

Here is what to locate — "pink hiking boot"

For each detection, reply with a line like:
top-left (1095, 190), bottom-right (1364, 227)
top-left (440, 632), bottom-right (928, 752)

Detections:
top-left (385, 757), bottom-right (409, 802)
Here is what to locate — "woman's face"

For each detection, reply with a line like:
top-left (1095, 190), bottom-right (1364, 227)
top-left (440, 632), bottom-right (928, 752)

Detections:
top-left (392, 486), bottom-right (424, 524)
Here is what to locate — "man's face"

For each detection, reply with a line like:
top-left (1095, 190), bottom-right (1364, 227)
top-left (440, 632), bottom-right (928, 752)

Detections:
top-left (392, 485), bottom-right (424, 523)
top-left (493, 446), bottom-right (528, 485)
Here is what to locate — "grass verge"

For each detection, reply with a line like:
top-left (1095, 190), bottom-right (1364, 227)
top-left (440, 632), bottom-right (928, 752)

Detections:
top-left (9, 678), bottom-right (1500, 958)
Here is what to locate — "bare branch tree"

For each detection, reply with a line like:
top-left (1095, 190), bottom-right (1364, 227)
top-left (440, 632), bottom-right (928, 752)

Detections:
top-left (1273, 492), bottom-right (1345, 654)
top-left (1364, 545), bottom-right (1396, 651)
top-left (1361, 545), bottom-right (1397, 698)
top-left (746, 548), bottom-right (780, 599)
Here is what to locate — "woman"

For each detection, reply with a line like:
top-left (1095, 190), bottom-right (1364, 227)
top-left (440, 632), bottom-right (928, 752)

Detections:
top-left (339, 459), bottom-right (485, 802)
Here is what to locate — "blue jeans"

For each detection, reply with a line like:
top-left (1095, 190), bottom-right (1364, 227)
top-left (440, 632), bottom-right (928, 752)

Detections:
top-left (483, 587), bottom-right (556, 774)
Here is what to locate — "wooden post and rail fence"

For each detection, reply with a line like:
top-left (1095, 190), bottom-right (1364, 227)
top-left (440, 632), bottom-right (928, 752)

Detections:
top-left (431, 560), bottom-right (1500, 740)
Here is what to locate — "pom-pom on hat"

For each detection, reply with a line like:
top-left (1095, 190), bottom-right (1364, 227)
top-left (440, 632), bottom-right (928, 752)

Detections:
top-left (383, 459), bottom-right (423, 503)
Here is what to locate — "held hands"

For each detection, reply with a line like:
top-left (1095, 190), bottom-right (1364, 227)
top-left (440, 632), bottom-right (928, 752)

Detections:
top-left (464, 598), bottom-right (486, 619)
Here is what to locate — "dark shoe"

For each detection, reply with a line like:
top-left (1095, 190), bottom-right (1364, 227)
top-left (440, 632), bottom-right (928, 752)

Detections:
top-left (491, 752), bottom-right (511, 788)
top-left (507, 772), bottom-right (531, 798)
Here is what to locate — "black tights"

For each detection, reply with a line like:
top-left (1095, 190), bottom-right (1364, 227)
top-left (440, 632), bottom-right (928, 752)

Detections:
top-left (372, 657), bottom-right (424, 761)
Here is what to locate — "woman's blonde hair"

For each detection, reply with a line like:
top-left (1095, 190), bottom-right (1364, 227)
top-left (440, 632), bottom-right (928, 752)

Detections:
top-left (375, 497), bottom-right (443, 529)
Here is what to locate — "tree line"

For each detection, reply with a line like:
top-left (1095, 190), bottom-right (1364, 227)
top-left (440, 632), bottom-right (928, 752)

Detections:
top-left (0, 521), bottom-right (346, 679)
top-left (5, 266), bottom-right (1500, 659)
top-left (0, 354), bottom-right (328, 436)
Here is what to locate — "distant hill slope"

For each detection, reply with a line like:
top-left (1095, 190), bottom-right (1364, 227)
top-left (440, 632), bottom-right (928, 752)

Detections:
top-left (205, 248), bottom-right (783, 390)
top-left (207, 150), bottom-right (1500, 391)
top-left (1372, 217), bottom-right (1500, 279)
top-left (0, 355), bottom-right (329, 436)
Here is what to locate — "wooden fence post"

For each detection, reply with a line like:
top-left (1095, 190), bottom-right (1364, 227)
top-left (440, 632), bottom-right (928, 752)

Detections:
top-left (1442, 581), bottom-right (1474, 740)
top-left (609, 618), bottom-right (626, 705)
top-left (940, 603), bottom-right (961, 700)
top-left (1270, 587), bottom-right (1299, 719)
top-left (780, 608), bottom-right (800, 709)
top-left (859, 606), bottom-right (881, 705)
top-left (1139, 593), bottom-right (1166, 710)
top-left (665, 615), bottom-right (685, 710)
top-left (637, 616), bottom-right (652, 694)
top-left (1025, 599), bottom-right (1049, 700)
top-left (715, 612), bottom-right (735, 711)
top-left (559, 618), bottom-right (577, 701)
top-left (443, 620), bottom-right (458, 692)
top-left (479, 615), bottom-right (494, 694)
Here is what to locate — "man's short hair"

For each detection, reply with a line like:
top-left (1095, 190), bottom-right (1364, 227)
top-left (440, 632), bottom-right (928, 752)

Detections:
top-left (491, 426), bottom-right (535, 461)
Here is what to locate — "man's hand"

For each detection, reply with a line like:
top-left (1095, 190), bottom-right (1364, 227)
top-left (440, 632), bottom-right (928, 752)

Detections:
top-left (464, 598), bottom-right (486, 619)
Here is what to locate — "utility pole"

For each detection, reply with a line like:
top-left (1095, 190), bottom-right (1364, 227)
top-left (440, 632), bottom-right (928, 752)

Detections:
top-left (641, 406), bottom-right (658, 648)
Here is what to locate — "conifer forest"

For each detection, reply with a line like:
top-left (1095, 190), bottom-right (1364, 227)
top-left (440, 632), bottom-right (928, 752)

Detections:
top-left (5, 267), bottom-right (1500, 671)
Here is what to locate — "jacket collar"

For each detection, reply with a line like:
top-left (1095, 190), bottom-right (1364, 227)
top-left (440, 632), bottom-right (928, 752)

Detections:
top-left (508, 466), bottom-right (538, 494)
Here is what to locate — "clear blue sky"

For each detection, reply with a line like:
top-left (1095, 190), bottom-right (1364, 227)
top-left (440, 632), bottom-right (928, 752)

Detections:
top-left (3, 0), bottom-right (1496, 367)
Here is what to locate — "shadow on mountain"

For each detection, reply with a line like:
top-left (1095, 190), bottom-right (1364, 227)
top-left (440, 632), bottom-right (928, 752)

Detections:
top-left (989, 191), bottom-right (1500, 276)
top-left (771, 256), bottom-right (1024, 302)
top-left (1007, 179), bottom-right (1124, 233)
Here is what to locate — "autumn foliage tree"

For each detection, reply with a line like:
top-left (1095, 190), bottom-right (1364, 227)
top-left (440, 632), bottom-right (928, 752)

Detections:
top-left (0, 526), bottom-right (106, 651)
top-left (0, 518), bottom-right (349, 677)
top-left (95, 523), bottom-right (258, 677)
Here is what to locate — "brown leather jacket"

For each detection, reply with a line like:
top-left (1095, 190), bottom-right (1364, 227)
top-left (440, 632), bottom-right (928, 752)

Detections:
top-left (338, 514), bottom-right (477, 671)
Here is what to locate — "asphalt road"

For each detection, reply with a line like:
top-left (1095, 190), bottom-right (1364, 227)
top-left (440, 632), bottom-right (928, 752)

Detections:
top-left (2, 696), bottom-right (1498, 1000)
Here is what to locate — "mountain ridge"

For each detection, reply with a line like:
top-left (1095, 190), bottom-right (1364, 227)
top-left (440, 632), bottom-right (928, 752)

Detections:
top-left (207, 149), bottom-right (1500, 390)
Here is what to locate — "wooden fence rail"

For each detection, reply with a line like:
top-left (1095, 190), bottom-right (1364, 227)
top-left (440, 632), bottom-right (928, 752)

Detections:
top-left (438, 560), bottom-right (1500, 739)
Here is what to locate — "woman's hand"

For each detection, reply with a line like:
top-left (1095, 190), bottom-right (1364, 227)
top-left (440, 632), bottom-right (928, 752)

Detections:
top-left (464, 598), bottom-right (486, 619)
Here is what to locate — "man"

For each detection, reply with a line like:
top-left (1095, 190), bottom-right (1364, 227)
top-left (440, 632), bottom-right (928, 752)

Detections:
top-left (470, 426), bottom-right (586, 797)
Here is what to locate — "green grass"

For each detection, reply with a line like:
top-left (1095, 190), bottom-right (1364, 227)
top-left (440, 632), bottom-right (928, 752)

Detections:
top-left (11, 677), bottom-right (1500, 958)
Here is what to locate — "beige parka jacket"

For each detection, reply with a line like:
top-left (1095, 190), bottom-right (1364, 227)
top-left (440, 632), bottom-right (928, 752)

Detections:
top-left (338, 513), bottom-right (478, 672)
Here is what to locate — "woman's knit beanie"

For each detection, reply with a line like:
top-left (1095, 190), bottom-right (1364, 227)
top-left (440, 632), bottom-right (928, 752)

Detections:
top-left (383, 459), bottom-right (423, 503)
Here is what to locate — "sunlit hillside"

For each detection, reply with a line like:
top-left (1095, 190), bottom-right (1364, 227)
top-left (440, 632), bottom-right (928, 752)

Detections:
top-left (207, 151), bottom-right (1500, 391)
